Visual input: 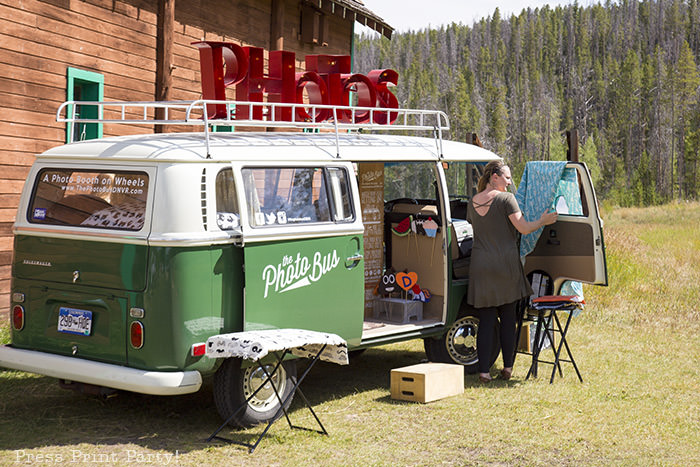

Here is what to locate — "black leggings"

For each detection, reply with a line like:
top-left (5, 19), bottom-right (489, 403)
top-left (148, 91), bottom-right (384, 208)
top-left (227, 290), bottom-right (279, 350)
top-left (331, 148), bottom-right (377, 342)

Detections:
top-left (476, 300), bottom-right (518, 373)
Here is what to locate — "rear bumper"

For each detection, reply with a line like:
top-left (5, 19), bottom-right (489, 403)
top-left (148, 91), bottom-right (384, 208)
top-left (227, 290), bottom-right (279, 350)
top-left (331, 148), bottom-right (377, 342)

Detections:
top-left (0, 345), bottom-right (202, 396)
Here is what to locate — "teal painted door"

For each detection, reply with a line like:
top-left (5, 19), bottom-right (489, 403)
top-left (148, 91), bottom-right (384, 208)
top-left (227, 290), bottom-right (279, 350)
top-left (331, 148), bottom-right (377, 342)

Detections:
top-left (243, 235), bottom-right (364, 346)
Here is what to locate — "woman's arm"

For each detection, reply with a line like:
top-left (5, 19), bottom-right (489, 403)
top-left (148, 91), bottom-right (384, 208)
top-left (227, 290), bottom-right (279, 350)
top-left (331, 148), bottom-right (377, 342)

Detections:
top-left (508, 210), bottom-right (558, 235)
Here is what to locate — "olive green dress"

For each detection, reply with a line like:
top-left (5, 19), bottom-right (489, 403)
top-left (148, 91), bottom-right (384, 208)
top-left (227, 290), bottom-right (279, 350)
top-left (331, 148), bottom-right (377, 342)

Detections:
top-left (466, 192), bottom-right (532, 308)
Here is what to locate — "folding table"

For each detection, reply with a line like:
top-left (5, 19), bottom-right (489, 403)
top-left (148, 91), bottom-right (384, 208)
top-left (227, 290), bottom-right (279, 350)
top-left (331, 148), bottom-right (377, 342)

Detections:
top-left (514, 296), bottom-right (584, 384)
top-left (204, 329), bottom-right (348, 453)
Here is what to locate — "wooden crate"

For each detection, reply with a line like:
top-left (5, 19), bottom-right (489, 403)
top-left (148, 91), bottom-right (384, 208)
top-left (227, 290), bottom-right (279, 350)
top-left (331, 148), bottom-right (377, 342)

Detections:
top-left (390, 363), bottom-right (464, 403)
top-left (518, 321), bottom-right (555, 353)
top-left (518, 323), bottom-right (531, 352)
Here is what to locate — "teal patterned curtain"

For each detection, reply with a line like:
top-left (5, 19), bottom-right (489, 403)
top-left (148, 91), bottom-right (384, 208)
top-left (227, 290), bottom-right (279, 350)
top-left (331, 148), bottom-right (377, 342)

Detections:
top-left (514, 161), bottom-right (567, 257)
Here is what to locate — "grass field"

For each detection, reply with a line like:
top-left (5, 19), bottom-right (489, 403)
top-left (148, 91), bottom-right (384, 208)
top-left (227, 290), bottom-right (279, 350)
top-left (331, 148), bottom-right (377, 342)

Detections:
top-left (1, 203), bottom-right (699, 466)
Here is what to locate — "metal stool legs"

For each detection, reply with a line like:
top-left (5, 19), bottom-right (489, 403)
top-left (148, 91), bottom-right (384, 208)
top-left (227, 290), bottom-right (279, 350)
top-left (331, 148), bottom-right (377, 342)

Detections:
top-left (550, 309), bottom-right (583, 383)
top-left (207, 344), bottom-right (329, 453)
top-left (515, 305), bottom-right (582, 383)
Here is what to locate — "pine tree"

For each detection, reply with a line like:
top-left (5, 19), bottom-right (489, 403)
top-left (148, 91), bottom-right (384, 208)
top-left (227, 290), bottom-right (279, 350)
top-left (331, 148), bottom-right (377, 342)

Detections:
top-left (580, 134), bottom-right (602, 192)
top-left (353, 0), bottom-right (700, 203)
top-left (675, 40), bottom-right (700, 198)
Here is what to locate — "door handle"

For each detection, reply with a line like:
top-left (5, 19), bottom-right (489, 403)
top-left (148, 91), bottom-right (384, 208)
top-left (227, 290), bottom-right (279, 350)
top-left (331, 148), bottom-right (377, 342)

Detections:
top-left (346, 254), bottom-right (364, 262)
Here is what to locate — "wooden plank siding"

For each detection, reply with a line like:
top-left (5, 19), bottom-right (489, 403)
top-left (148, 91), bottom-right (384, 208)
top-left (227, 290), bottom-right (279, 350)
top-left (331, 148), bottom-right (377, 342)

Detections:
top-left (0, 0), bottom-right (359, 318)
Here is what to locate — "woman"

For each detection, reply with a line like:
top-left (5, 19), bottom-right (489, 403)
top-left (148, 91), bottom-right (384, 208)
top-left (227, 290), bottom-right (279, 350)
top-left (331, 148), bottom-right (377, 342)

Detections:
top-left (467, 160), bottom-right (558, 383)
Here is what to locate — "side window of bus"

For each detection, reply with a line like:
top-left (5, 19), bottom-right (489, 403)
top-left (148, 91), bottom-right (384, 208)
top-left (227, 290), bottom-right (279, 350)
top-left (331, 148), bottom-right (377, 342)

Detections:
top-left (327, 167), bottom-right (354, 222)
top-left (384, 162), bottom-right (438, 202)
top-left (444, 162), bottom-right (483, 220)
top-left (242, 167), bottom-right (353, 227)
top-left (215, 168), bottom-right (240, 231)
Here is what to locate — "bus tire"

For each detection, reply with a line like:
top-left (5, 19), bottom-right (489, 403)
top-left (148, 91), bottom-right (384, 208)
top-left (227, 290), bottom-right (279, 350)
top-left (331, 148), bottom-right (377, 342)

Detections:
top-left (213, 357), bottom-right (296, 428)
top-left (423, 306), bottom-right (500, 374)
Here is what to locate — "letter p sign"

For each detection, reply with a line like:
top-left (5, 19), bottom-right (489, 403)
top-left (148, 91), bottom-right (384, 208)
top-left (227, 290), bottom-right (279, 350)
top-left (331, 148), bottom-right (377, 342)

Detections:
top-left (192, 41), bottom-right (249, 118)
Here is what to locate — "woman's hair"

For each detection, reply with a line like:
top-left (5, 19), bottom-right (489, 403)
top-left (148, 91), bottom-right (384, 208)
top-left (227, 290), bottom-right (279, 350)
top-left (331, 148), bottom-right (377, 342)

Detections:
top-left (477, 160), bottom-right (506, 192)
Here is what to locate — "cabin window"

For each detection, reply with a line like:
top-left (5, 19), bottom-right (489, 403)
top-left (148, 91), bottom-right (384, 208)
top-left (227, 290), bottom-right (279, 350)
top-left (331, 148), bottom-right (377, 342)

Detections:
top-left (444, 162), bottom-right (484, 220)
top-left (384, 162), bottom-right (438, 201)
top-left (444, 162), bottom-right (482, 200)
top-left (66, 67), bottom-right (104, 142)
top-left (242, 167), bottom-right (353, 227)
top-left (28, 169), bottom-right (148, 231)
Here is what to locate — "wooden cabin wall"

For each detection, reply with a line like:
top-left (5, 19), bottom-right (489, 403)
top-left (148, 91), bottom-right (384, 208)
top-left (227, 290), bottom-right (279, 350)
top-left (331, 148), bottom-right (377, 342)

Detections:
top-left (0, 0), bottom-right (355, 317)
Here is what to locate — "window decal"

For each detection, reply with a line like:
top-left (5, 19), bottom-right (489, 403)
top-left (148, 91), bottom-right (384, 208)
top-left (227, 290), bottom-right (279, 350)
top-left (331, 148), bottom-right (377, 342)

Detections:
top-left (242, 167), bottom-right (353, 227)
top-left (29, 169), bottom-right (148, 231)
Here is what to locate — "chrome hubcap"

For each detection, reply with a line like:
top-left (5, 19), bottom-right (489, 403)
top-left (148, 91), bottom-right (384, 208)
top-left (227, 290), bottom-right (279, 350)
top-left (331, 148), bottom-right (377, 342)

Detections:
top-left (243, 364), bottom-right (287, 413)
top-left (446, 316), bottom-right (479, 365)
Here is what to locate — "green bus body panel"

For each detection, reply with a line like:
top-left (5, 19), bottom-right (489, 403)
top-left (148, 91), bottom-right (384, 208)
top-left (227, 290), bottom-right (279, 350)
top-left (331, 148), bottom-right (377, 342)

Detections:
top-left (11, 279), bottom-right (128, 364)
top-left (243, 235), bottom-right (364, 346)
top-left (11, 238), bottom-right (244, 375)
top-left (448, 282), bottom-right (467, 321)
top-left (13, 235), bottom-right (148, 291)
top-left (11, 235), bottom-right (146, 365)
top-left (447, 240), bottom-right (468, 321)
top-left (127, 245), bottom-right (244, 373)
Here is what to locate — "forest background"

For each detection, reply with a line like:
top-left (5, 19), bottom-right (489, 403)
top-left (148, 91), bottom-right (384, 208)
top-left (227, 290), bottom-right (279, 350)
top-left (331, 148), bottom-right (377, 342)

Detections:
top-left (354, 0), bottom-right (700, 206)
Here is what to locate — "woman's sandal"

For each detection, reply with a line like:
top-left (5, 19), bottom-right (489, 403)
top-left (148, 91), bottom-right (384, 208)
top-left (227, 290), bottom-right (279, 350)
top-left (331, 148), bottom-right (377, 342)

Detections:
top-left (479, 373), bottom-right (492, 383)
top-left (500, 368), bottom-right (513, 380)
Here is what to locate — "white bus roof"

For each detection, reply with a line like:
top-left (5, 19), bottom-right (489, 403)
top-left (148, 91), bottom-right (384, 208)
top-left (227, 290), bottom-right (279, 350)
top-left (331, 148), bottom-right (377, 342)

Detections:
top-left (48, 100), bottom-right (502, 164)
top-left (39, 132), bottom-right (502, 164)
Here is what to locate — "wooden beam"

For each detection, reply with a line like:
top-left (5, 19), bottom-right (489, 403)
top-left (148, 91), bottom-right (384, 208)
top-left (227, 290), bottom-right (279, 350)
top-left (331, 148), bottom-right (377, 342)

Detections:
top-left (466, 133), bottom-right (483, 147)
top-left (566, 129), bottom-right (579, 162)
top-left (270, 0), bottom-right (284, 51)
top-left (155, 0), bottom-right (175, 132)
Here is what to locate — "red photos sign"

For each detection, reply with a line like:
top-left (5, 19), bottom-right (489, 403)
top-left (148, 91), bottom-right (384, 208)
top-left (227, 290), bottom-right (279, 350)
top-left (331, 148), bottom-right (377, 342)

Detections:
top-left (192, 41), bottom-right (398, 124)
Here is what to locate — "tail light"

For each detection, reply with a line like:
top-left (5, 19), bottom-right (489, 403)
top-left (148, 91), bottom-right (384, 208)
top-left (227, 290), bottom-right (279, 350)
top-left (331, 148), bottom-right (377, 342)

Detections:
top-left (130, 321), bottom-right (144, 349)
top-left (12, 305), bottom-right (25, 331)
top-left (191, 343), bottom-right (206, 357)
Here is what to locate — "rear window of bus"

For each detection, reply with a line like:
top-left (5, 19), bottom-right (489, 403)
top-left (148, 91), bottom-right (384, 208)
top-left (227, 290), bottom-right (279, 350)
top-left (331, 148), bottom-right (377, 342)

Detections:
top-left (28, 168), bottom-right (149, 231)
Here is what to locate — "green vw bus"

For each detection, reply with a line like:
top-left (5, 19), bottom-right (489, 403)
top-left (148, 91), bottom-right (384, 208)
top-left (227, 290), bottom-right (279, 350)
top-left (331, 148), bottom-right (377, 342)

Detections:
top-left (1, 101), bottom-right (607, 427)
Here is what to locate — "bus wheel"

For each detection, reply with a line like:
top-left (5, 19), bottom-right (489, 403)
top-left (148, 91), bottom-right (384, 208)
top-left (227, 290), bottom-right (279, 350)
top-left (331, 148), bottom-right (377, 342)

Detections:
top-left (213, 357), bottom-right (296, 428)
top-left (423, 308), bottom-right (500, 374)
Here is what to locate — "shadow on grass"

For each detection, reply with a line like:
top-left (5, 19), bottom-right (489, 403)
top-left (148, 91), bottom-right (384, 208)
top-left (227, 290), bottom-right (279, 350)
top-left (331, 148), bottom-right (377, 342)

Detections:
top-left (0, 346), bottom-right (427, 453)
top-left (299, 346), bottom-right (427, 399)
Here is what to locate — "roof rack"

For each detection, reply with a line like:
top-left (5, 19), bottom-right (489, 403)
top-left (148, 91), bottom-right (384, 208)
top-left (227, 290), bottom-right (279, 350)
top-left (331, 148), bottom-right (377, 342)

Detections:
top-left (56, 100), bottom-right (450, 158)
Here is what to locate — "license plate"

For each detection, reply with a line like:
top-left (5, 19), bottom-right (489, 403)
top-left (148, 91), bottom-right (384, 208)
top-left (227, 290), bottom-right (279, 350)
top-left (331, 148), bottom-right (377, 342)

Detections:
top-left (58, 307), bottom-right (92, 336)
